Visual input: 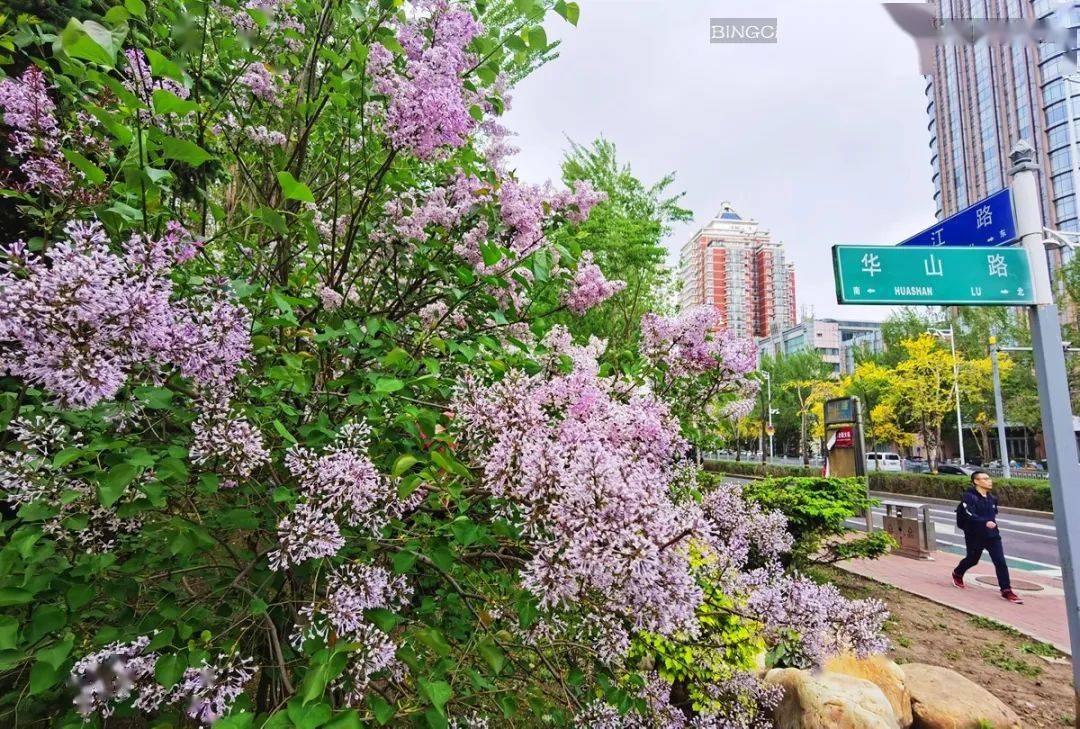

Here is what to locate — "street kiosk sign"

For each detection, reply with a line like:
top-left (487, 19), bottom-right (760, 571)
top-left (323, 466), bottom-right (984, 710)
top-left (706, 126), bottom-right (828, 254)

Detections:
top-left (832, 245), bottom-right (1035, 305)
top-left (897, 188), bottom-right (1017, 247)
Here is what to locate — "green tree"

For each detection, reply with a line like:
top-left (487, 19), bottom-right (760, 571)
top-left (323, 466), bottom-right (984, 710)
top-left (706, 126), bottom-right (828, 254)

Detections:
top-left (762, 351), bottom-right (832, 464)
top-left (546, 137), bottom-right (690, 351)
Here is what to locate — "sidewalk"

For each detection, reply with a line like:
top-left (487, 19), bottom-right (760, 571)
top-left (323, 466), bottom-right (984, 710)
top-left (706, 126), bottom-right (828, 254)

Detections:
top-left (837, 549), bottom-right (1071, 655)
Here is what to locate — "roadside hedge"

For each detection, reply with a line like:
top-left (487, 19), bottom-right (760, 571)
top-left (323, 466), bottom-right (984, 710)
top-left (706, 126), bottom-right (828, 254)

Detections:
top-left (704, 459), bottom-right (1054, 512)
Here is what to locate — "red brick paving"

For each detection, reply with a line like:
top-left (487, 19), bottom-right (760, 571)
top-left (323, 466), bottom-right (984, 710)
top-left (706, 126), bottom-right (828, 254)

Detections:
top-left (838, 550), bottom-right (1071, 655)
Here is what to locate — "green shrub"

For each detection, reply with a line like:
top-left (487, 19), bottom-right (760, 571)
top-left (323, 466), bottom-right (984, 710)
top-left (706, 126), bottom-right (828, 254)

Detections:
top-left (705, 460), bottom-right (1053, 512)
top-left (867, 471), bottom-right (1052, 512)
top-left (739, 476), bottom-right (894, 565)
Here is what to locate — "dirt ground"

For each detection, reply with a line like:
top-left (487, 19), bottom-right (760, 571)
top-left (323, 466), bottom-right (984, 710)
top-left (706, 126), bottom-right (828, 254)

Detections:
top-left (824, 567), bottom-right (1076, 728)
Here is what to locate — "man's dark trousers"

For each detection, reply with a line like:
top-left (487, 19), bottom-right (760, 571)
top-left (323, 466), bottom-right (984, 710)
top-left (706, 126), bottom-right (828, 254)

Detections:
top-left (954, 534), bottom-right (1011, 591)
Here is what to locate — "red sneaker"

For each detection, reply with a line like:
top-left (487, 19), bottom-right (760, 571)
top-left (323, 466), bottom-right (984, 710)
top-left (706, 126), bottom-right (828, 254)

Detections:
top-left (951, 572), bottom-right (965, 589)
top-left (1001, 590), bottom-right (1024, 604)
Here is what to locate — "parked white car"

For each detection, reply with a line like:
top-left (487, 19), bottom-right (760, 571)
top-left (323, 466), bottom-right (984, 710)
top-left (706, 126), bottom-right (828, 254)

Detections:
top-left (866, 452), bottom-right (903, 472)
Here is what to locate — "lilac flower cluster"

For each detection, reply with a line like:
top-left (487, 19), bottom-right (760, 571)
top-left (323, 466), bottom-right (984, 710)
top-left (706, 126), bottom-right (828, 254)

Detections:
top-left (455, 330), bottom-right (702, 646)
top-left (238, 63), bottom-right (287, 106)
top-left (367, 0), bottom-right (482, 159)
top-left (563, 251), bottom-right (626, 314)
top-left (0, 66), bottom-right (72, 193)
top-left (0, 220), bottom-right (250, 407)
top-left (575, 670), bottom-right (782, 728)
top-left (70, 637), bottom-right (253, 724)
top-left (719, 397), bottom-right (756, 422)
top-left (640, 307), bottom-right (757, 381)
top-left (742, 569), bottom-right (889, 667)
top-left (189, 396), bottom-right (270, 481)
top-left (294, 563), bottom-right (411, 706)
top-left (0, 417), bottom-right (141, 552)
top-left (269, 423), bottom-right (419, 570)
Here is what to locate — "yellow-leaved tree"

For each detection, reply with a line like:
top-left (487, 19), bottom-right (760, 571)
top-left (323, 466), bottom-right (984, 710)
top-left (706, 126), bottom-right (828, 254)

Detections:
top-left (885, 334), bottom-right (958, 471)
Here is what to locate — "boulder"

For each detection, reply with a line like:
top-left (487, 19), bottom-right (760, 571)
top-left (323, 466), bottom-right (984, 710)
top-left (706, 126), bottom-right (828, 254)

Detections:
top-left (824, 653), bottom-right (913, 727)
top-left (765, 667), bottom-right (900, 729)
top-left (900, 663), bottom-right (1021, 729)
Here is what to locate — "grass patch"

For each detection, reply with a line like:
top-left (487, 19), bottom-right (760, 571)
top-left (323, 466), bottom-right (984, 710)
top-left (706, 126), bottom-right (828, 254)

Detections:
top-left (968, 615), bottom-right (1024, 638)
top-left (1020, 641), bottom-right (1062, 658)
top-left (980, 643), bottom-right (1042, 677)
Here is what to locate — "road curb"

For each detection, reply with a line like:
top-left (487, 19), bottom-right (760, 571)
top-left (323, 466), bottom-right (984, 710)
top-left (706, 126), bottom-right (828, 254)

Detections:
top-left (834, 561), bottom-right (1072, 656)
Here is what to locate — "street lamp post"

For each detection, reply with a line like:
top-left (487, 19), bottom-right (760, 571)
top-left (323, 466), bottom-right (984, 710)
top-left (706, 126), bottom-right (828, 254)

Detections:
top-left (988, 335), bottom-right (1011, 479)
top-left (763, 371), bottom-right (774, 459)
top-left (928, 326), bottom-right (965, 465)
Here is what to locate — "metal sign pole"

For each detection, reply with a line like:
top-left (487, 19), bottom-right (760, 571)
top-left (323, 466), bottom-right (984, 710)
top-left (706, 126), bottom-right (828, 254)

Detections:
top-left (989, 336), bottom-right (1011, 479)
top-left (1009, 141), bottom-right (1080, 697)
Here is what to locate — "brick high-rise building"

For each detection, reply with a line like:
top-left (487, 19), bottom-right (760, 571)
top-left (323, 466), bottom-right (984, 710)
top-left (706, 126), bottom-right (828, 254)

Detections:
top-left (678, 202), bottom-right (796, 339)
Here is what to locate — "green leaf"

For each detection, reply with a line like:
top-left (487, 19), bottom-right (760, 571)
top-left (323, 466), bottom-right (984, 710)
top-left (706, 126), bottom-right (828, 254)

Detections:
top-left (368, 694), bottom-right (395, 725)
top-left (155, 653), bottom-right (185, 689)
top-left (324, 709), bottom-right (362, 729)
top-left (288, 698), bottom-right (332, 728)
top-left (419, 678), bottom-right (452, 715)
top-left (477, 638), bottom-right (504, 674)
top-left (30, 605), bottom-right (66, 642)
top-left (52, 447), bottom-right (84, 467)
top-left (374, 377), bottom-right (404, 394)
top-left (272, 419), bottom-right (298, 444)
top-left (124, 0), bottom-right (147, 17)
top-left (528, 26), bottom-right (547, 50)
top-left (555, 0), bottom-right (580, 25)
top-left (391, 454), bottom-right (419, 476)
top-left (414, 628), bottom-right (452, 657)
top-left (0, 617), bottom-right (19, 650)
top-left (364, 608), bottom-right (401, 633)
top-left (152, 88), bottom-right (198, 115)
top-left (59, 18), bottom-right (123, 66)
top-left (37, 637), bottom-right (73, 669)
top-left (99, 463), bottom-right (137, 507)
top-left (61, 149), bottom-right (106, 184)
top-left (0, 588), bottom-right (33, 607)
top-left (133, 386), bottom-right (172, 409)
top-left (392, 550), bottom-right (417, 574)
top-left (160, 136), bottom-right (214, 166)
top-left (450, 518), bottom-right (479, 546)
top-left (277, 171), bottom-right (315, 203)
top-left (28, 660), bottom-right (60, 695)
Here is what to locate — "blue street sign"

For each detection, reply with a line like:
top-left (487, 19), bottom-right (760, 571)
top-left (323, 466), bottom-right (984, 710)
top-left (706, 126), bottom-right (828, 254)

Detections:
top-left (897, 188), bottom-right (1017, 247)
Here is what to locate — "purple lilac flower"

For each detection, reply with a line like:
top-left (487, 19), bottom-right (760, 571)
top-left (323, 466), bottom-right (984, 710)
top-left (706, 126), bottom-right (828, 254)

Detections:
top-left (189, 397), bottom-right (270, 480)
top-left (0, 66), bottom-right (72, 193)
top-left (641, 307), bottom-right (757, 381)
top-left (563, 251), bottom-right (626, 315)
top-left (238, 63), bottom-right (285, 105)
top-left (0, 220), bottom-right (251, 407)
top-left (367, 0), bottom-right (482, 158)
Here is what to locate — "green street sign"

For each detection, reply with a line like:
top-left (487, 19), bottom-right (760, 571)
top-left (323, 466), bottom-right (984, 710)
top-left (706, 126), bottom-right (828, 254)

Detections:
top-left (832, 245), bottom-right (1035, 305)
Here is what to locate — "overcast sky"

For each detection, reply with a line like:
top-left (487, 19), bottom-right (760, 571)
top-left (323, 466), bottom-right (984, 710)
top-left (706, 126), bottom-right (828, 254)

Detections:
top-left (503, 0), bottom-right (938, 322)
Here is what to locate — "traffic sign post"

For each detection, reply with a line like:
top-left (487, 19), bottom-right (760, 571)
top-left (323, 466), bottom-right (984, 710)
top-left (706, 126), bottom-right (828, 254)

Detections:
top-left (831, 141), bottom-right (1080, 705)
top-left (897, 187), bottom-right (1017, 247)
top-left (1007, 141), bottom-right (1080, 707)
top-left (832, 245), bottom-right (1035, 305)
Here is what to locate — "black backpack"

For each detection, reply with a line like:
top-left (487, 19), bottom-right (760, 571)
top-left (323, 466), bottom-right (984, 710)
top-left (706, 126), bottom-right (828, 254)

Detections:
top-left (955, 501), bottom-right (968, 529)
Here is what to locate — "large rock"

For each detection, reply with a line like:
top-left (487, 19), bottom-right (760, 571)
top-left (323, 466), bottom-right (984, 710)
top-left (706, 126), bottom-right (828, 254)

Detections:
top-left (900, 663), bottom-right (1021, 729)
top-left (824, 653), bottom-right (913, 728)
top-left (765, 667), bottom-right (900, 729)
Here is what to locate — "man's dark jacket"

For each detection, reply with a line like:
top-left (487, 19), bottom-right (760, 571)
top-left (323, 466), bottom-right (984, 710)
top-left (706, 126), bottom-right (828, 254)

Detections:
top-left (960, 486), bottom-right (1000, 541)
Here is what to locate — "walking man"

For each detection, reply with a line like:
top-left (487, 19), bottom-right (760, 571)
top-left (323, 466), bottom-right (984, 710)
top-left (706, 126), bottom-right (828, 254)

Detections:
top-left (952, 470), bottom-right (1024, 604)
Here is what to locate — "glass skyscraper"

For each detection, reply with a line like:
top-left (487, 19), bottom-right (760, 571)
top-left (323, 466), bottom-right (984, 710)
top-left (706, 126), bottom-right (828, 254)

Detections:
top-left (926, 0), bottom-right (1078, 242)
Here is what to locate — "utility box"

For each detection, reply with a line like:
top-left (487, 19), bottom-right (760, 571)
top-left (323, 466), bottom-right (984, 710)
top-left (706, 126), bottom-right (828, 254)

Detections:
top-left (881, 500), bottom-right (936, 559)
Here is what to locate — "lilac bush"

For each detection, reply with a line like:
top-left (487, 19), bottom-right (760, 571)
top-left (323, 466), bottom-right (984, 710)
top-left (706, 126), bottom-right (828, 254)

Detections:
top-left (0, 1), bottom-right (888, 726)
